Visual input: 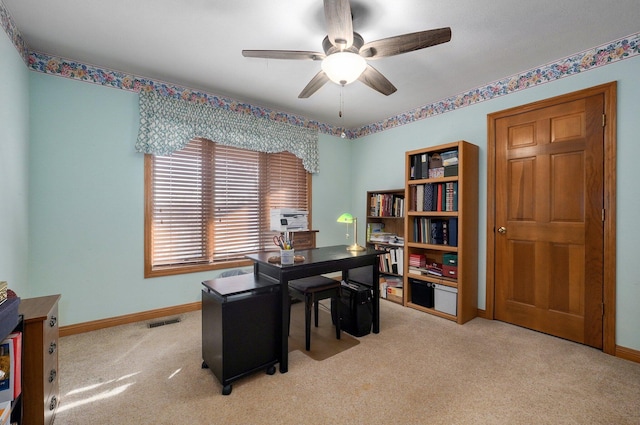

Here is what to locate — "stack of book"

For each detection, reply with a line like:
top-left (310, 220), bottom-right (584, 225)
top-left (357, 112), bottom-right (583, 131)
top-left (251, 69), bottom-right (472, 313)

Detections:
top-left (426, 262), bottom-right (443, 277)
top-left (408, 253), bottom-right (428, 276)
top-left (369, 232), bottom-right (396, 243)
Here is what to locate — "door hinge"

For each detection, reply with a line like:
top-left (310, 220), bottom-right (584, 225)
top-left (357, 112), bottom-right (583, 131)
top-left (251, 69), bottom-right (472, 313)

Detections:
top-left (602, 209), bottom-right (605, 222)
top-left (601, 303), bottom-right (605, 317)
top-left (602, 114), bottom-right (606, 127)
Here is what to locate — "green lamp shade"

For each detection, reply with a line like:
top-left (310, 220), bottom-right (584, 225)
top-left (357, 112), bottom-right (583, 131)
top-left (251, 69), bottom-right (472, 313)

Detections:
top-left (337, 213), bottom-right (354, 223)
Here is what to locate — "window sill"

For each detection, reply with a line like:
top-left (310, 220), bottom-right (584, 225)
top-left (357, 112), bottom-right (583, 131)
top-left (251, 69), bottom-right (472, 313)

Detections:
top-left (145, 258), bottom-right (254, 278)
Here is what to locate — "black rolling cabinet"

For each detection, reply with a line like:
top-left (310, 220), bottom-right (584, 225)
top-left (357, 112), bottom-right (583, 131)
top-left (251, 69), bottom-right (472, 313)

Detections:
top-left (201, 274), bottom-right (281, 395)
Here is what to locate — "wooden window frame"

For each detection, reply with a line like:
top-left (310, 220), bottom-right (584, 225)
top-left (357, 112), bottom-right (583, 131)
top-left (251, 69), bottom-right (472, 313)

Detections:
top-left (144, 139), bottom-right (312, 278)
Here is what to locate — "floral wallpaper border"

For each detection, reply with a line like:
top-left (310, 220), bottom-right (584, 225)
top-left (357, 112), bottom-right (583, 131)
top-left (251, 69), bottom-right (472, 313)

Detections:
top-left (1, 1), bottom-right (638, 139)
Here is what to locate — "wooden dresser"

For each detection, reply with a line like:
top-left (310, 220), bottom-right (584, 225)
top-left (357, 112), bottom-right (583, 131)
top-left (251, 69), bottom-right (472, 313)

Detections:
top-left (19, 295), bottom-right (61, 425)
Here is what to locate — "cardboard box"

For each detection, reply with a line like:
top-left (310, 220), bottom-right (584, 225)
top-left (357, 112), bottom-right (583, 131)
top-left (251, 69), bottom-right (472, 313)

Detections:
top-left (434, 284), bottom-right (457, 316)
top-left (428, 167), bottom-right (444, 178)
top-left (443, 264), bottom-right (458, 279)
top-left (409, 278), bottom-right (434, 308)
top-left (444, 164), bottom-right (458, 177)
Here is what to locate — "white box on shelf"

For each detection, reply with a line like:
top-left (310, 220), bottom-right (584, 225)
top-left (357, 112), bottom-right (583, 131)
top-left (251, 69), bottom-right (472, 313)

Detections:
top-left (433, 284), bottom-right (457, 316)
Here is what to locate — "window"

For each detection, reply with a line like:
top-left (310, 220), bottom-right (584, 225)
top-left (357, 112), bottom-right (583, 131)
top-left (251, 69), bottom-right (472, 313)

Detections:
top-left (144, 138), bottom-right (310, 277)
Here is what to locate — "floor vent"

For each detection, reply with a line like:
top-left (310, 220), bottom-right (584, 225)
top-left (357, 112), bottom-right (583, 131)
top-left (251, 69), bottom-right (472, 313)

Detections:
top-left (147, 317), bottom-right (181, 328)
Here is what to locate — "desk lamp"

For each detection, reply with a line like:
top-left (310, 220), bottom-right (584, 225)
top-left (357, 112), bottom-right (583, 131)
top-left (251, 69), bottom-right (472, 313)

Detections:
top-left (337, 213), bottom-right (365, 251)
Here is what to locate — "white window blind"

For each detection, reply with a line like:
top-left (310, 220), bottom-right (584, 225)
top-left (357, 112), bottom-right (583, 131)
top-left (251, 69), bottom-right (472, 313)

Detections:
top-left (148, 138), bottom-right (309, 273)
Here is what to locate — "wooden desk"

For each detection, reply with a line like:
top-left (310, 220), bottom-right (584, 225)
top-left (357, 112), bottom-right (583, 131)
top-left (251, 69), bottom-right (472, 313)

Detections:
top-left (246, 245), bottom-right (384, 373)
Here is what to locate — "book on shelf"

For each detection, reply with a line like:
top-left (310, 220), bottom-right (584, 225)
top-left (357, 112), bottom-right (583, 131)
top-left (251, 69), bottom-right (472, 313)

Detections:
top-left (415, 185), bottom-right (424, 212)
top-left (448, 217), bottom-right (458, 247)
top-left (412, 218), bottom-right (458, 246)
top-left (0, 332), bottom-right (21, 404)
top-left (366, 223), bottom-right (385, 242)
top-left (0, 339), bottom-right (14, 403)
top-left (384, 276), bottom-right (403, 288)
top-left (409, 253), bottom-right (426, 268)
top-left (7, 333), bottom-right (20, 401)
top-left (426, 262), bottom-right (443, 276)
top-left (369, 193), bottom-right (405, 217)
top-left (408, 266), bottom-right (428, 276)
top-left (377, 246), bottom-right (404, 275)
top-left (412, 183), bottom-right (457, 213)
top-left (369, 232), bottom-right (395, 243)
top-left (370, 233), bottom-right (403, 246)
top-left (387, 286), bottom-right (403, 300)
top-left (0, 282), bottom-right (6, 306)
top-left (0, 401), bottom-right (10, 425)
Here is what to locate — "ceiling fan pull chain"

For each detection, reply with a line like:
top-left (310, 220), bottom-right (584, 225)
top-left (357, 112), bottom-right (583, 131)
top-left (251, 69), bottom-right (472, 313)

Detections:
top-left (340, 87), bottom-right (346, 138)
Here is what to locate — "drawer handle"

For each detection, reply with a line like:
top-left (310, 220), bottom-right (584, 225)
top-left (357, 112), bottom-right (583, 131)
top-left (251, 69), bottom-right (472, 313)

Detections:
top-left (49, 395), bottom-right (57, 411)
top-left (49, 316), bottom-right (58, 327)
top-left (49, 369), bottom-right (57, 383)
top-left (49, 342), bottom-right (57, 355)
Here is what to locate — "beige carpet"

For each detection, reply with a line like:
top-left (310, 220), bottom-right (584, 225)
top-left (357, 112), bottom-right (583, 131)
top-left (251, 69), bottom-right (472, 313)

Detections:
top-left (55, 300), bottom-right (640, 424)
top-left (287, 301), bottom-right (360, 361)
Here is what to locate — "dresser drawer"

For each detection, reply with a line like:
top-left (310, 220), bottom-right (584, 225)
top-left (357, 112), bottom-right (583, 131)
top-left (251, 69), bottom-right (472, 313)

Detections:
top-left (43, 349), bottom-right (58, 391)
top-left (45, 387), bottom-right (59, 425)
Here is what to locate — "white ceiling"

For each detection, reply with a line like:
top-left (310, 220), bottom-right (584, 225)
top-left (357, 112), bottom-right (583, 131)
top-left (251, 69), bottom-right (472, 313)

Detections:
top-left (4, 0), bottom-right (639, 129)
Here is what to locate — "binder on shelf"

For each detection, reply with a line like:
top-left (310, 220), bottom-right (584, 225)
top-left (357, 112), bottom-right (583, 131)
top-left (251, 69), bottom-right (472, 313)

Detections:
top-left (448, 218), bottom-right (458, 247)
top-left (420, 154), bottom-right (429, 179)
top-left (413, 155), bottom-right (422, 180)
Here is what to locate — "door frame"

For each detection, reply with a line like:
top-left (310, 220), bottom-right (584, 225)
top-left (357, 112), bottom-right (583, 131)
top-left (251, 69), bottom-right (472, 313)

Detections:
top-left (485, 82), bottom-right (617, 355)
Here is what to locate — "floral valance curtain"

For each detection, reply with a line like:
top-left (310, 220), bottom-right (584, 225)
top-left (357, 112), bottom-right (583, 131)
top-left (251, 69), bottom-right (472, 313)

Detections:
top-left (135, 91), bottom-right (319, 173)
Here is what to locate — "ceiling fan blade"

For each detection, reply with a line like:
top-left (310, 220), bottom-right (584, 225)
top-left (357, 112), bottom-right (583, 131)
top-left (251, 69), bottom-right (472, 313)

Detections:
top-left (358, 65), bottom-right (397, 96)
top-left (359, 27), bottom-right (452, 59)
top-left (324, 0), bottom-right (354, 49)
top-left (242, 50), bottom-right (325, 61)
top-left (298, 71), bottom-right (330, 98)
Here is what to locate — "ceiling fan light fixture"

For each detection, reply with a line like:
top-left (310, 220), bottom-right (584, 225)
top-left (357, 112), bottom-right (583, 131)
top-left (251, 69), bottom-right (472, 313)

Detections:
top-left (321, 52), bottom-right (367, 86)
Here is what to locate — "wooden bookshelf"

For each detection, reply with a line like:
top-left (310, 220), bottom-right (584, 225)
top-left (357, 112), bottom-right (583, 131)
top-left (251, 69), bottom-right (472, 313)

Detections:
top-left (365, 189), bottom-right (405, 304)
top-left (403, 141), bottom-right (478, 323)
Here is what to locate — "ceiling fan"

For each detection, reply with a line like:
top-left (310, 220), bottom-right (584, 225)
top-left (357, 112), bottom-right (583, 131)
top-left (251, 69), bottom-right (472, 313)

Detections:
top-left (242, 0), bottom-right (452, 98)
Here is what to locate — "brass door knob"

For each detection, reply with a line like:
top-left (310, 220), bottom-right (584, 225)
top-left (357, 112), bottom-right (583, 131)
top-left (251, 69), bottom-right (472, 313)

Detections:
top-left (498, 226), bottom-right (507, 234)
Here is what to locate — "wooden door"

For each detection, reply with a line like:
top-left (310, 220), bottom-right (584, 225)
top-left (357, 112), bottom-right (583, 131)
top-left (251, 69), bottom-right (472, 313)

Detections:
top-left (493, 93), bottom-right (605, 348)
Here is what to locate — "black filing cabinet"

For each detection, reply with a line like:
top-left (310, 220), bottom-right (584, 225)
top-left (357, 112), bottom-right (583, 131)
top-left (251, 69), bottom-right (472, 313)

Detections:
top-left (201, 274), bottom-right (280, 395)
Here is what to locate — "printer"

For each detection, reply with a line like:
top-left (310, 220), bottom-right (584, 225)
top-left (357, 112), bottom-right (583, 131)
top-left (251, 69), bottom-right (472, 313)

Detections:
top-left (270, 209), bottom-right (308, 232)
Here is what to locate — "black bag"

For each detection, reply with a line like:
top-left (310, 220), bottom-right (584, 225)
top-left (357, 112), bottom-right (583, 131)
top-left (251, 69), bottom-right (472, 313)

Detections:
top-left (331, 281), bottom-right (372, 337)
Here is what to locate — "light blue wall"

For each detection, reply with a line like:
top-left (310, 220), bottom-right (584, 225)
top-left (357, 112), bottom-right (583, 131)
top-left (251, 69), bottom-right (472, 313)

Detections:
top-left (26, 73), bottom-right (352, 326)
top-left (312, 134), bottom-right (353, 247)
top-left (350, 56), bottom-right (640, 350)
top-left (0, 31), bottom-right (29, 296)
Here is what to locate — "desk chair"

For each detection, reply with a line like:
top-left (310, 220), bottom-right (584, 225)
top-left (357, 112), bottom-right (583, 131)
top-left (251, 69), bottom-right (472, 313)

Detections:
top-left (288, 276), bottom-right (341, 351)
